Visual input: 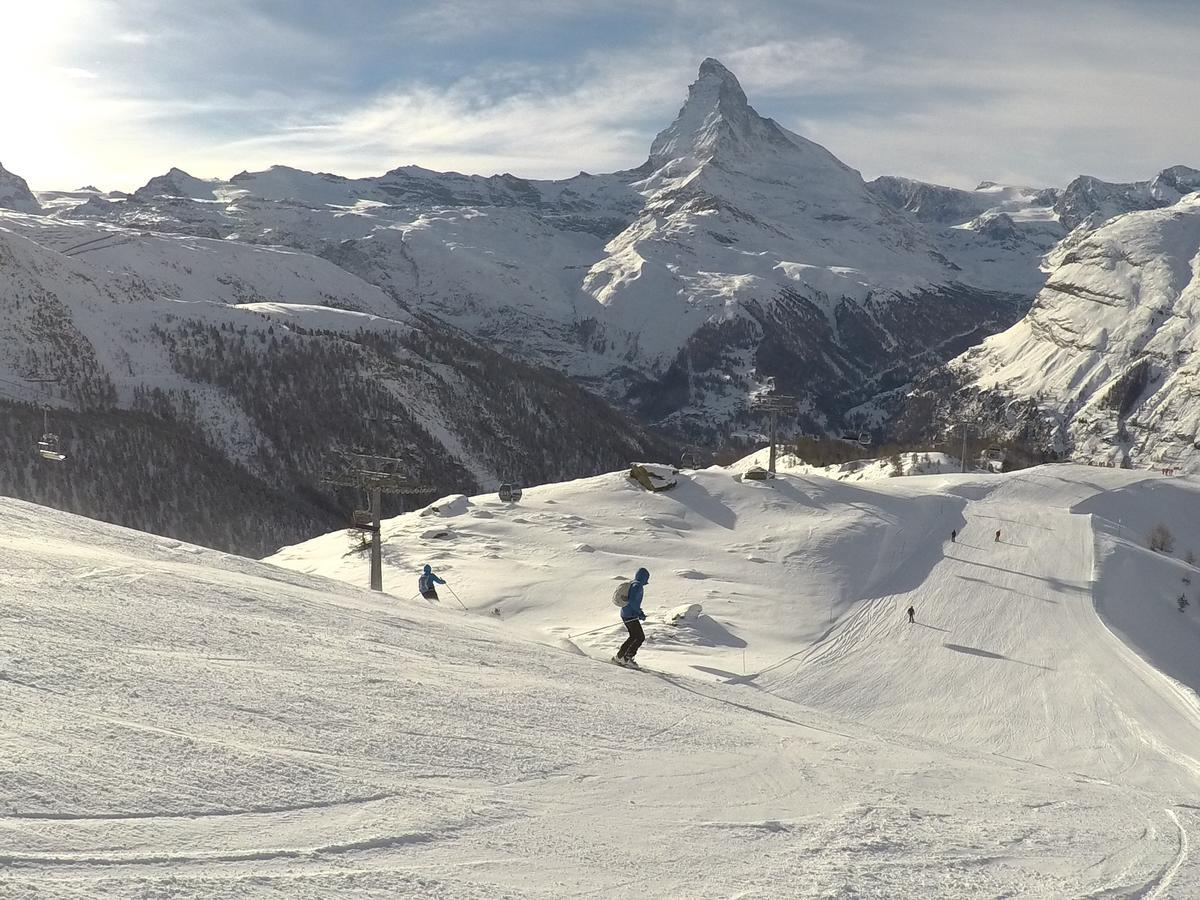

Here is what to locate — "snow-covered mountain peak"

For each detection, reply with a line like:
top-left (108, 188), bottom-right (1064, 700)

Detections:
top-left (0, 161), bottom-right (41, 214)
top-left (133, 166), bottom-right (221, 201)
top-left (647, 58), bottom-right (795, 169)
top-left (1150, 164), bottom-right (1200, 204)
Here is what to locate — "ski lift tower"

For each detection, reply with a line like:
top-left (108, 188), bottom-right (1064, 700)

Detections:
top-left (749, 394), bottom-right (799, 474)
top-left (321, 452), bottom-right (430, 592)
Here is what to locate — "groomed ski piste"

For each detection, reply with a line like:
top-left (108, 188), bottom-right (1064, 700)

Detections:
top-left (4, 462), bottom-right (1200, 897)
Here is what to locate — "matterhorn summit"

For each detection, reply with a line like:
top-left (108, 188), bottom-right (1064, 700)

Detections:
top-left (0, 162), bottom-right (42, 214)
top-left (647, 58), bottom-right (792, 167)
top-left (645, 58), bottom-right (860, 188)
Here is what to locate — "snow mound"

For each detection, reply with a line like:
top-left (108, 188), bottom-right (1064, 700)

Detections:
top-left (667, 602), bottom-right (704, 622)
top-left (420, 494), bottom-right (471, 517)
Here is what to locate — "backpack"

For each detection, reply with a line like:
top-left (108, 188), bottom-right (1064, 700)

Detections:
top-left (612, 581), bottom-right (633, 606)
top-left (419, 573), bottom-right (434, 593)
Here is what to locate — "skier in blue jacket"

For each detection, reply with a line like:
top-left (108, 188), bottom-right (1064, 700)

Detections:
top-left (614, 567), bottom-right (650, 668)
top-left (418, 564), bottom-right (446, 600)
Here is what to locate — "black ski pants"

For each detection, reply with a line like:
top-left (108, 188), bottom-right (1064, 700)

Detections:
top-left (618, 618), bottom-right (645, 659)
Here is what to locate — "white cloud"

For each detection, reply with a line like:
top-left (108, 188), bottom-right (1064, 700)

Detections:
top-left (1, 0), bottom-right (1197, 191)
top-left (722, 37), bottom-right (866, 93)
top-left (212, 52), bottom-right (691, 180)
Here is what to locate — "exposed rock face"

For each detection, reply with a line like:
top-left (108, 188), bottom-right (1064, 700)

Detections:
top-left (0, 162), bottom-right (41, 214)
top-left (1055, 166), bottom-right (1200, 230)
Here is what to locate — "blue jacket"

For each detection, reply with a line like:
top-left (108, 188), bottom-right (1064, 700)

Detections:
top-left (419, 564), bottom-right (445, 593)
top-left (620, 568), bottom-right (650, 621)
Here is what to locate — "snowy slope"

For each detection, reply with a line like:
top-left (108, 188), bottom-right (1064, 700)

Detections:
top-left (944, 193), bottom-right (1200, 471)
top-left (0, 161), bottom-right (41, 214)
top-left (0, 210), bottom-right (670, 555)
top-left (268, 461), bottom-right (1200, 896)
top-left (867, 175), bottom-right (1065, 297)
top-left (869, 176), bottom-right (1058, 227)
top-left (10, 463), bottom-right (1200, 896)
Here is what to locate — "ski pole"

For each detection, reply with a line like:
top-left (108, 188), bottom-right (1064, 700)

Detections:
top-left (569, 622), bottom-right (623, 639)
top-left (445, 583), bottom-right (469, 612)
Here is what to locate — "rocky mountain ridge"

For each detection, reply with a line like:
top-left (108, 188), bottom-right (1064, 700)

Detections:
top-left (901, 192), bottom-right (1200, 472)
top-left (27, 59), bottom-right (1058, 440)
top-left (0, 162), bottom-right (41, 214)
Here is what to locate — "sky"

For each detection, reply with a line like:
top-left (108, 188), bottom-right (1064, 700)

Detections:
top-left (3, 0), bottom-right (1197, 192)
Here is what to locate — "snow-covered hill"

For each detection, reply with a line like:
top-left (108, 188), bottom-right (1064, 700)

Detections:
top-left (928, 192), bottom-right (1200, 472)
top-left (9, 462), bottom-right (1200, 896)
top-left (0, 211), bottom-right (670, 555)
top-left (0, 161), bottom-right (41, 214)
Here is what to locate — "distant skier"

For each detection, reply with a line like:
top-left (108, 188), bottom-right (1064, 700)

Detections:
top-left (951, 529), bottom-right (957, 543)
top-left (994, 529), bottom-right (1001, 543)
top-left (613, 567), bottom-right (651, 668)
top-left (907, 605), bottom-right (915, 624)
top-left (418, 564), bottom-right (446, 600)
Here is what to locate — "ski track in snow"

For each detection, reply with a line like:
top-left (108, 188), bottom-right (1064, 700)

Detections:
top-left (5, 464), bottom-right (1200, 896)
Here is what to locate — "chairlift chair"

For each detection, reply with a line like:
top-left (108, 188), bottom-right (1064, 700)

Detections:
top-left (37, 434), bottom-right (67, 462)
top-left (499, 483), bottom-right (523, 503)
top-left (36, 407), bottom-right (67, 462)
